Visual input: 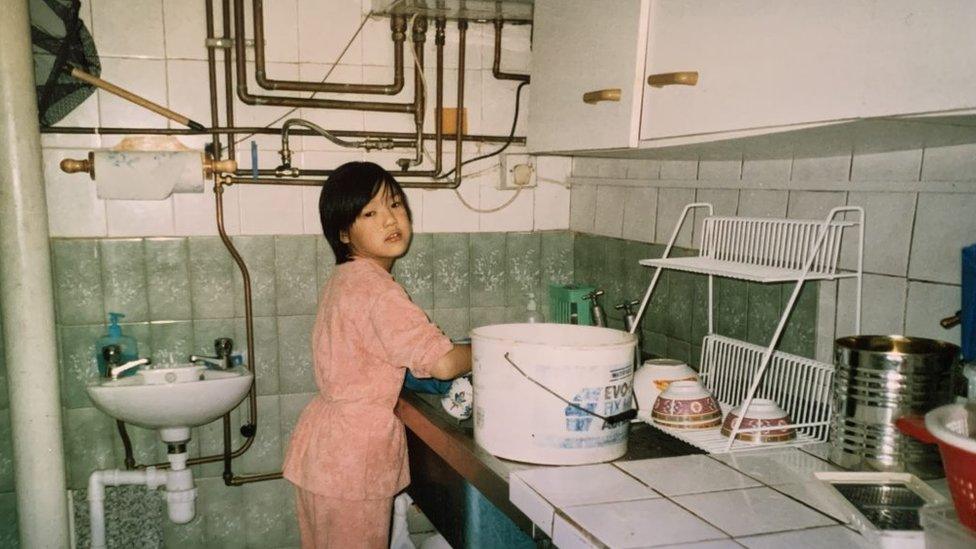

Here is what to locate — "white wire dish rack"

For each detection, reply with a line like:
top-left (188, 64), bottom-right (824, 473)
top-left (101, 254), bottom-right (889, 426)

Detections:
top-left (630, 203), bottom-right (864, 453)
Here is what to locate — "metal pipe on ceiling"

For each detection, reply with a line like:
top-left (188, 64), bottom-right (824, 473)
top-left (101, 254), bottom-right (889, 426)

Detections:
top-left (253, 3), bottom-right (407, 95)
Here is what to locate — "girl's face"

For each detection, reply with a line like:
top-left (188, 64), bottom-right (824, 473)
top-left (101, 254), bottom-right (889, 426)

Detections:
top-left (340, 185), bottom-right (411, 271)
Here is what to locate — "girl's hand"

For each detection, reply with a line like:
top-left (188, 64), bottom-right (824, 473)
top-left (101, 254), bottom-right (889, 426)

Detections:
top-left (429, 344), bottom-right (471, 380)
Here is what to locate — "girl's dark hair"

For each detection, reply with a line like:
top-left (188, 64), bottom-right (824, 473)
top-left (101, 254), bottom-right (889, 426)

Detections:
top-left (319, 161), bottom-right (412, 264)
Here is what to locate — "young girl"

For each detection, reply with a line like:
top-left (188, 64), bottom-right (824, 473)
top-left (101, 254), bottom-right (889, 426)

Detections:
top-left (283, 162), bottom-right (471, 548)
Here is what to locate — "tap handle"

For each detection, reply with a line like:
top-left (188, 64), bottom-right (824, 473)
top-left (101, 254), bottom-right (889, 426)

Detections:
top-left (585, 289), bottom-right (604, 302)
top-left (615, 299), bottom-right (641, 313)
top-left (214, 337), bottom-right (233, 358)
top-left (102, 344), bottom-right (122, 367)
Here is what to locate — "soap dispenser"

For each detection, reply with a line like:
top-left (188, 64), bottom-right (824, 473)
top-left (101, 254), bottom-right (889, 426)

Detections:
top-left (96, 312), bottom-right (138, 377)
top-left (525, 293), bottom-right (545, 323)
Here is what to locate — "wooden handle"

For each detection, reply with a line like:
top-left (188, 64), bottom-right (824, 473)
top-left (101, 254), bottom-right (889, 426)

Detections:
top-left (582, 88), bottom-right (622, 104)
top-left (647, 71), bottom-right (699, 88)
top-left (69, 67), bottom-right (205, 130)
top-left (59, 152), bottom-right (94, 179)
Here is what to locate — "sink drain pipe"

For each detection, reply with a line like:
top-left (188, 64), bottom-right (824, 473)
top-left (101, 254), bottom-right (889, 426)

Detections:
top-left (88, 446), bottom-right (196, 549)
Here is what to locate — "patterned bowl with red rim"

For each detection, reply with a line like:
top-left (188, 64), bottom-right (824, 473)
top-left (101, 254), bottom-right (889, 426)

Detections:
top-left (720, 398), bottom-right (796, 443)
top-left (651, 380), bottom-right (722, 429)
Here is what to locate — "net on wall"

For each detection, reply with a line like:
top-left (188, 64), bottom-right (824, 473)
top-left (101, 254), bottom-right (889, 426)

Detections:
top-left (30, 0), bottom-right (100, 126)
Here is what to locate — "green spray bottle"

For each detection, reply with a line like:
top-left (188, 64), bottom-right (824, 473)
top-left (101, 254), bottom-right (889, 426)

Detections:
top-left (95, 312), bottom-right (139, 377)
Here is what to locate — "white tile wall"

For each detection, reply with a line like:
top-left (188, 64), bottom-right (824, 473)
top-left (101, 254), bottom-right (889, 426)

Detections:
top-left (842, 191), bottom-right (915, 276)
top-left (850, 148), bottom-right (922, 182)
top-left (569, 185), bottom-right (597, 234)
top-left (593, 186), bottom-right (627, 238)
top-left (656, 188), bottom-right (696, 248)
top-left (909, 192), bottom-right (976, 284)
top-left (621, 187), bottom-right (657, 243)
top-left (906, 281), bottom-right (961, 344)
top-left (92, 0), bottom-right (165, 58)
top-left (786, 191), bottom-right (847, 220)
top-left (835, 274), bottom-right (907, 338)
top-left (41, 7), bottom-right (552, 237)
top-left (297, 0), bottom-right (364, 65)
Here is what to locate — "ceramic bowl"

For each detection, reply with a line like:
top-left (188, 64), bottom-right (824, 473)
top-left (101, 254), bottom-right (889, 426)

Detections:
top-left (720, 398), bottom-right (795, 443)
top-left (651, 380), bottom-right (722, 429)
top-left (440, 376), bottom-right (473, 420)
top-left (633, 359), bottom-right (699, 418)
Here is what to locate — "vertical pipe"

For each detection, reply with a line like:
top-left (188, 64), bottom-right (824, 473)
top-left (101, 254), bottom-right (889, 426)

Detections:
top-left (0, 2), bottom-right (70, 546)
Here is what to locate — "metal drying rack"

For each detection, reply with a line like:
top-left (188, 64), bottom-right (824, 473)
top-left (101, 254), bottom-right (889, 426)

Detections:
top-left (630, 202), bottom-right (865, 453)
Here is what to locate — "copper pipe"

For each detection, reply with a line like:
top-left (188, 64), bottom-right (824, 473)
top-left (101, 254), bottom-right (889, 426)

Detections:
top-left (222, 0), bottom-right (236, 161)
top-left (220, 174), bottom-right (459, 189)
top-left (452, 20), bottom-right (467, 184)
top-left (431, 17), bottom-right (446, 175)
top-left (225, 470), bottom-right (283, 486)
top-left (219, 17), bottom-right (468, 189)
top-left (206, 0), bottom-right (222, 159)
top-left (254, 4), bottom-right (406, 95)
top-left (492, 20), bottom-right (530, 83)
top-left (234, 0), bottom-right (413, 113)
top-left (38, 125), bottom-right (525, 144)
top-left (398, 16), bottom-right (427, 168)
top-left (213, 180), bottom-right (258, 428)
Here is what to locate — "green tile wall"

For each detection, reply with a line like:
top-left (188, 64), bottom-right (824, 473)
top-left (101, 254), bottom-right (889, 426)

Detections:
top-left (573, 234), bottom-right (819, 367)
top-left (49, 231), bottom-right (573, 547)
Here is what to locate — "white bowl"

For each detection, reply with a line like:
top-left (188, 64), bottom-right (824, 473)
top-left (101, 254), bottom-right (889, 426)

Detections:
top-left (633, 359), bottom-right (698, 418)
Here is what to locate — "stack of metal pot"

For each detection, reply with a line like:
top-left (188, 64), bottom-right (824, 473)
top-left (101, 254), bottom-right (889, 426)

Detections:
top-left (829, 335), bottom-right (960, 479)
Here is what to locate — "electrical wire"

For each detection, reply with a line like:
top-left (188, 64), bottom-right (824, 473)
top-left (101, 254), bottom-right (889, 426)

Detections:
top-left (232, 8), bottom-right (376, 146)
top-left (439, 80), bottom-right (529, 180)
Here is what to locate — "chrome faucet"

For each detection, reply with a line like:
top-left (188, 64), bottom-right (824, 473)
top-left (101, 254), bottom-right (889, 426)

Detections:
top-left (102, 344), bottom-right (151, 380)
top-left (188, 337), bottom-right (234, 370)
top-left (110, 358), bottom-right (151, 380)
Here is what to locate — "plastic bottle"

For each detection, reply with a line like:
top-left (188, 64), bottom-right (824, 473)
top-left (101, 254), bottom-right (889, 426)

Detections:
top-left (95, 312), bottom-right (139, 377)
top-left (525, 293), bottom-right (546, 323)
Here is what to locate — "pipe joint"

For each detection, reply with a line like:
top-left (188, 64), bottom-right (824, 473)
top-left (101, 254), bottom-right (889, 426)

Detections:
top-left (435, 18), bottom-right (446, 45)
top-left (391, 14), bottom-right (407, 40)
top-left (412, 16), bottom-right (428, 42)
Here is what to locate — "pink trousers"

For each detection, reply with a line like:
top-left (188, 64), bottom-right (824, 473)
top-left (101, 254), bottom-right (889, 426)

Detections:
top-left (295, 487), bottom-right (393, 549)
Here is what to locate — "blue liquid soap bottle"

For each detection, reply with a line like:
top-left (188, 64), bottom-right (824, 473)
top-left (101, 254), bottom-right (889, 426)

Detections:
top-left (96, 312), bottom-right (139, 377)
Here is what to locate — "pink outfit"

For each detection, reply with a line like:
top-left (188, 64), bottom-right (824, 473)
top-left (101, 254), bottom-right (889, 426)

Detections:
top-left (283, 257), bottom-right (452, 546)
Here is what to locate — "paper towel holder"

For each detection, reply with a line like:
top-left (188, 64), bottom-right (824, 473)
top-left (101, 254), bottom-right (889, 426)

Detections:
top-left (60, 152), bottom-right (237, 180)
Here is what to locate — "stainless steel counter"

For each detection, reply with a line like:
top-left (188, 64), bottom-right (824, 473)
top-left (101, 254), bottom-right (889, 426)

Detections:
top-left (396, 391), bottom-right (702, 547)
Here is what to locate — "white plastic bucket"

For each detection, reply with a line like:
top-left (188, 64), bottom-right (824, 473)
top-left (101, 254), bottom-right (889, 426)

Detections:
top-left (471, 323), bottom-right (637, 465)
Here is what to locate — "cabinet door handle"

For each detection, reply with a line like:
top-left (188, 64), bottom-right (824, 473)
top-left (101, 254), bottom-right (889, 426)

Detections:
top-left (582, 88), bottom-right (622, 104)
top-left (647, 71), bottom-right (699, 88)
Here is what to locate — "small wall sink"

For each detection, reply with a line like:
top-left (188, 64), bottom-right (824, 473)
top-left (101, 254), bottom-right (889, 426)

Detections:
top-left (87, 364), bottom-right (253, 442)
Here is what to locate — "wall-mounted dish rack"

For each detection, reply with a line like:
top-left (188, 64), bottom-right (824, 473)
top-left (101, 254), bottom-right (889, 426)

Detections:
top-left (631, 203), bottom-right (864, 453)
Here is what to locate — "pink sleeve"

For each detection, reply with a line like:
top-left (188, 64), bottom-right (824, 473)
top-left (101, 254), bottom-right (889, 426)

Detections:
top-left (369, 285), bottom-right (453, 378)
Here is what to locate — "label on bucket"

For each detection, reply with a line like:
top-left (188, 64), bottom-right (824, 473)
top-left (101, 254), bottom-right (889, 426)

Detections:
top-left (538, 364), bottom-right (632, 448)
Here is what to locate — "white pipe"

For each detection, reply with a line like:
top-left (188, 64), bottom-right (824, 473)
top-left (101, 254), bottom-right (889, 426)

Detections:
top-left (88, 453), bottom-right (196, 549)
top-left (0, 2), bottom-right (70, 547)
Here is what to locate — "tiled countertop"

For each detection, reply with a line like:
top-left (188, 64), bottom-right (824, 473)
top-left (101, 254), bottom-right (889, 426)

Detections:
top-left (509, 445), bottom-right (879, 548)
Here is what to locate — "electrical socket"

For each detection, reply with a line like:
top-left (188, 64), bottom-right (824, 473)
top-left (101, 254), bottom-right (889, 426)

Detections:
top-left (497, 154), bottom-right (536, 190)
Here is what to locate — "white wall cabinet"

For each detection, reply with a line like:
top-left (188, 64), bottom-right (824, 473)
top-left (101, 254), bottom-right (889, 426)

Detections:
top-left (528, 0), bottom-right (976, 154)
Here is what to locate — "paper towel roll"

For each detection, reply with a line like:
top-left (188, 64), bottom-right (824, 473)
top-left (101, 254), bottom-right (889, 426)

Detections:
top-left (93, 150), bottom-right (205, 200)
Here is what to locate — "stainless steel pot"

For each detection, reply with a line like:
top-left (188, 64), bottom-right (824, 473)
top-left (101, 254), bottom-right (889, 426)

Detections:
top-left (829, 335), bottom-right (959, 479)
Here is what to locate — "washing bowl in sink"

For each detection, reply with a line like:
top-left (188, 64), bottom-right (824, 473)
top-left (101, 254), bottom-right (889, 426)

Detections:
top-left (87, 364), bottom-right (253, 442)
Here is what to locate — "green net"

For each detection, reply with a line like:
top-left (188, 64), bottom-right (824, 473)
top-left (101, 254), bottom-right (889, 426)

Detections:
top-left (30, 0), bottom-right (100, 126)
